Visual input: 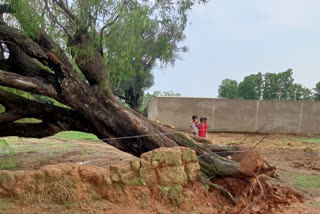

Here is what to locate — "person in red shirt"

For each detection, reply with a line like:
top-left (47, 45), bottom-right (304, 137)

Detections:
top-left (204, 117), bottom-right (208, 137)
top-left (198, 117), bottom-right (208, 138)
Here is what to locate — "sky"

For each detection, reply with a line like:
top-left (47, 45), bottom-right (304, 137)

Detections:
top-left (148, 0), bottom-right (320, 98)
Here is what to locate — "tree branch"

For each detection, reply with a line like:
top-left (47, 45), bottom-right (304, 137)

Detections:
top-left (0, 70), bottom-right (58, 97)
top-left (53, 0), bottom-right (76, 22)
top-left (0, 122), bottom-right (63, 138)
top-left (0, 22), bottom-right (49, 62)
top-left (44, 0), bottom-right (71, 38)
top-left (2, 43), bottom-right (58, 82)
top-left (0, 89), bottom-right (95, 137)
top-left (69, 31), bottom-right (107, 88)
top-left (0, 111), bottom-right (22, 124)
top-left (99, 15), bottom-right (119, 56)
top-left (0, 20), bottom-right (77, 81)
top-left (1, 3), bottom-right (109, 92)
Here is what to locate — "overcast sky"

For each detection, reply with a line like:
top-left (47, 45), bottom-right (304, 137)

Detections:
top-left (148, 0), bottom-right (320, 98)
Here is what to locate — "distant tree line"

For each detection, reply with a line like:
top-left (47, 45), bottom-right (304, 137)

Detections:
top-left (218, 69), bottom-right (320, 101)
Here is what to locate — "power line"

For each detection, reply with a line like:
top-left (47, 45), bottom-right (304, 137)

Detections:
top-left (99, 121), bottom-right (273, 141)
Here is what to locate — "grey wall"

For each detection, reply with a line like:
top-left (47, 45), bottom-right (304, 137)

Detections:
top-left (147, 97), bottom-right (320, 134)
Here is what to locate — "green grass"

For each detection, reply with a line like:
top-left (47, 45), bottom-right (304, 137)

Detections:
top-left (297, 138), bottom-right (320, 143)
top-left (15, 118), bottom-right (42, 123)
top-left (0, 140), bottom-right (17, 170)
top-left (309, 202), bottom-right (320, 208)
top-left (293, 174), bottom-right (320, 188)
top-left (54, 131), bottom-right (98, 141)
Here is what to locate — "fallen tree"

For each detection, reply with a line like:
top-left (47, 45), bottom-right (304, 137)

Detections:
top-left (0, 0), bottom-right (277, 198)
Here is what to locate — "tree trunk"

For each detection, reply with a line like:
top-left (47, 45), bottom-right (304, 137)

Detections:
top-left (124, 87), bottom-right (142, 111)
top-left (0, 8), bottom-right (263, 181)
top-left (63, 95), bottom-right (252, 179)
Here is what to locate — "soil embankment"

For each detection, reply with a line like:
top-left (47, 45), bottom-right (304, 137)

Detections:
top-left (0, 146), bottom-right (308, 213)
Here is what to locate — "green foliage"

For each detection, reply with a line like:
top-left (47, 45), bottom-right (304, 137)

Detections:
top-left (263, 69), bottom-right (294, 100)
top-left (314, 81), bottom-right (320, 101)
top-left (289, 83), bottom-right (313, 101)
top-left (107, 1), bottom-right (188, 109)
top-left (277, 69), bottom-right (294, 100)
top-left (138, 92), bottom-right (153, 113)
top-left (262, 72), bottom-right (278, 100)
top-left (218, 79), bottom-right (238, 99)
top-left (238, 73), bottom-right (263, 99)
top-left (4, 0), bottom-right (44, 38)
top-left (218, 69), bottom-right (314, 101)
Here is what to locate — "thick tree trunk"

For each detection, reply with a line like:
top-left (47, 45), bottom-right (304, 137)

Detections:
top-left (43, 89), bottom-right (251, 179)
top-left (0, 7), bottom-right (268, 181)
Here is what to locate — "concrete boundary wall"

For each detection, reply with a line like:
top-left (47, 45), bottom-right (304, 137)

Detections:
top-left (147, 97), bottom-right (320, 134)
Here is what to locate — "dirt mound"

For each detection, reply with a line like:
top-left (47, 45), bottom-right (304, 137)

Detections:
top-left (0, 147), bottom-right (306, 213)
top-left (0, 147), bottom-right (199, 199)
top-left (212, 150), bottom-right (304, 214)
top-left (217, 177), bottom-right (304, 214)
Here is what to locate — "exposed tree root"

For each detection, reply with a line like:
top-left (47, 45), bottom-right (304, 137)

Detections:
top-left (239, 175), bottom-right (264, 214)
top-left (198, 174), bottom-right (237, 205)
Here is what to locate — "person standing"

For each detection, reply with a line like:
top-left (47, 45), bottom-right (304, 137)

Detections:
top-left (204, 117), bottom-right (208, 137)
top-left (190, 115), bottom-right (198, 136)
top-left (198, 117), bottom-right (208, 138)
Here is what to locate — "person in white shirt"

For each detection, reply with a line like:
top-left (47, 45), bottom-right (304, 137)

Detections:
top-left (190, 115), bottom-right (198, 136)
